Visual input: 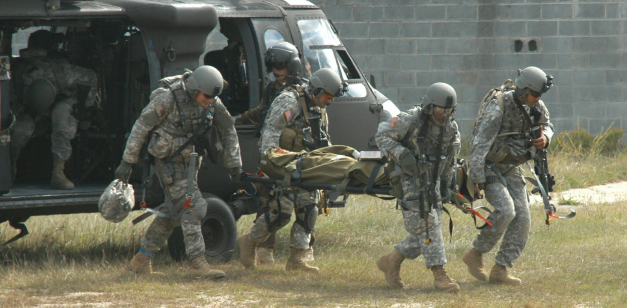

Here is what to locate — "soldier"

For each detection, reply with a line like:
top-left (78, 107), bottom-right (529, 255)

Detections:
top-left (115, 65), bottom-right (242, 279)
top-left (238, 42), bottom-right (314, 266)
top-left (375, 82), bottom-right (461, 293)
top-left (462, 66), bottom-right (554, 286)
top-left (10, 29), bottom-right (99, 189)
top-left (237, 68), bottom-right (345, 273)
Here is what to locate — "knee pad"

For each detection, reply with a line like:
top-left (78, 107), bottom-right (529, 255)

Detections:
top-left (264, 196), bottom-right (292, 232)
top-left (295, 203), bottom-right (318, 234)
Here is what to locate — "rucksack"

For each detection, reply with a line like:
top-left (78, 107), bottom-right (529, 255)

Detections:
top-left (473, 79), bottom-right (515, 127)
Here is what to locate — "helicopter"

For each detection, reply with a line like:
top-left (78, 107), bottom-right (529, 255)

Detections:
top-left (0, 0), bottom-right (400, 262)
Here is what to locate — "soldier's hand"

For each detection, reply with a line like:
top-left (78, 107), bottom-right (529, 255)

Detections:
top-left (399, 149), bottom-right (418, 176)
top-left (115, 161), bottom-right (133, 183)
top-left (473, 183), bottom-right (483, 199)
top-left (532, 134), bottom-right (547, 149)
top-left (230, 167), bottom-right (244, 183)
top-left (275, 147), bottom-right (290, 154)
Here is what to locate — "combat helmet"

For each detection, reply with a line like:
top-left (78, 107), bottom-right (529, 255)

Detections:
top-left (514, 66), bottom-right (553, 95)
top-left (308, 68), bottom-right (347, 100)
top-left (265, 42), bottom-right (302, 77)
top-left (187, 65), bottom-right (224, 98)
top-left (24, 79), bottom-right (57, 112)
top-left (28, 30), bottom-right (64, 52)
top-left (421, 82), bottom-right (457, 126)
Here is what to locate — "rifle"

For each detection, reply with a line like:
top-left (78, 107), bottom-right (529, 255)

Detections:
top-left (301, 113), bottom-right (329, 150)
top-left (525, 125), bottom-right (575, 225)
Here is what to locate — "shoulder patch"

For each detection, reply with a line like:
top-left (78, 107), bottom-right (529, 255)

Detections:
top-left (155, 104), bottom-right (166, 117)
top-left (284, 110), bottom-right (292, 122)
top-left (390, 117), bottom-right (398, 128)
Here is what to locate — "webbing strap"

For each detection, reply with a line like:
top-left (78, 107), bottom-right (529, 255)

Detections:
top-left (139, 248), bottom-right (155, 258)
top-left (293, 84), bottom-right (310, 123)
top-left (442, 205), bottom-right (453, 243)
top-left (364, 156), bottom-right (389, 194)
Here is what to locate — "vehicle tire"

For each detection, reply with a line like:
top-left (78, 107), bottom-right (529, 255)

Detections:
top-left (167, 194), bottom-right (237, 263)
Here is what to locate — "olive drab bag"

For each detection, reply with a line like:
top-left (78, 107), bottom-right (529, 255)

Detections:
top-left (98, 179), bottom-right (135, 223)
top-left (472, 79), bottom-right (515, 127)
top-left (259, 145), bottom-right (389, 188)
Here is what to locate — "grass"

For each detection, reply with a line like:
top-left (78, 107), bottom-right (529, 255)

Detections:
top-left (1, 194), bottom-right (627, 307)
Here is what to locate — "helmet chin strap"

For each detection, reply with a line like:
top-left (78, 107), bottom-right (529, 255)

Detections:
top-left (426, 105), bottom-right (447, 127)
top-left (516, 87), bottom-right (534, 108)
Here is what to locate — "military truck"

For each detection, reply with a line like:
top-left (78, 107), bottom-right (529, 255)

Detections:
top-left (0, 0), bottom-right (400, 262)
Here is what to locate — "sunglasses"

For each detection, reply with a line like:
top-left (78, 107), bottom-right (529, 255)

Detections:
top-left (529, 90), bottom-right (542, 98)
top-left (434, 106), bottom-right (454, 115)
top-left (203, 93), bottom-right (215, 100)
top-left (321, 91), bottom-right (335, 102)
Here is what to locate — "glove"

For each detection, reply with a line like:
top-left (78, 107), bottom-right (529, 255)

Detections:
top-left (115, 161), bottom-right (133, 182)
top-left (399, 149), bottom-right (418, 176)
top-left (230, 167), bottom-right (244, 183)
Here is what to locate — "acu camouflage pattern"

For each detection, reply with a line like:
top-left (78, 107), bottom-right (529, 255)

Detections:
top-left (122, 73), bottom-right (241, 260)
top-left (469, 90), bottom-right (553, 184)
top-left (10, 48), bottom-right (98, 161)
top-left (249, 190), bottom-right (319, 250)
top-left (468, 89), bottom-right (554, 268)
top-left (240, 77), bottom-right (299, 125)
top-left (376, 106), bottom-right (460, 268)
top-left (259, 84), bottom-right (329, 154)
top-left (252, 85), bottom-right (324, 249)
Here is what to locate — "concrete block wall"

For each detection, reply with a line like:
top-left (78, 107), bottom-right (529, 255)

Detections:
top-left (311, 0), bottom-right (627, 138)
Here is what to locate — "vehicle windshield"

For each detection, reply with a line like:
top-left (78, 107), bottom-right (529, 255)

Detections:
top-left (297, 18), bottom-right (366, 98)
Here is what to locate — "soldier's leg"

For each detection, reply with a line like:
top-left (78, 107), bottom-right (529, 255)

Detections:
top-left (50, 98), bottom-right (78, 162)
top-left (395, 208), bottom-right (446, 268)
top-left (9, 112), bottom-right (35, 181)
top-left (495, 172), bottom-right (530, 267)
top-left (472, 179), bottom-right (516, 254)
top-left (286, 191), bottom-right (319, 272)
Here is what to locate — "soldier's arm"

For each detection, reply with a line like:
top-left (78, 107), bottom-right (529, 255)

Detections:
top-left (62, 63), bottom-right (98, 107)
top-left (375, 112), bottom-right (413, 164)
top-left (122, 88), bottom-right (170, 164)
top-left (212, 98), bottom-right (242, 168)
top-left (240, 85), bottom-right (269, 125)
top-left (441, 121), bottom-right (461, 191)
top-left (259, 91), bottom-right (301, 154)
top-left (536, 100), bottom-right (555, 145)
top-left (468, 99), bottom-right (503, 184)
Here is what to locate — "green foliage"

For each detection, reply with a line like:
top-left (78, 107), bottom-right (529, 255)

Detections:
top-left (558, 197), bottom-right (581, 206)
top-left (549, 123), bottom-right (624, 156)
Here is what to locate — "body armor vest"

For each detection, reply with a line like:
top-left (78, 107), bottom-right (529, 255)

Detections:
top-left (404, 108), bottom-right (457, 178)
top-left (158, 75), bottom-right (214, 138)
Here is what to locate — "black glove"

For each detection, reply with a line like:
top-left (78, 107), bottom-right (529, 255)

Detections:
top-left (399, 149), bottom-right (418, 176)
top-left (115, 161), bottom-right (133, 182)
top-left (230, 167), bottom-right (244, 183)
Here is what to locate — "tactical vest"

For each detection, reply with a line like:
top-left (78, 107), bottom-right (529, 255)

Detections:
top-left (278, 84), bottom-right (328, 152)
top-left (403, 107), bottom-right (457, 178)
top-left (14, 49), bottom-right (70, 106)
top-left (483, 90), bottom-right (534, 165)
top-left (148, 74), bottom-right (215, 162)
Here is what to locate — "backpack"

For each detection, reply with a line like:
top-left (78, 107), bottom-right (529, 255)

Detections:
top-left (473, 79), bottom-right (515, 127)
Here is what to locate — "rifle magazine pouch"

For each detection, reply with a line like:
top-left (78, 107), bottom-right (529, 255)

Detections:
top-left (279, 125), bottom-right (305, 152)
top-left (148, 128), bottom-right (174, 159)
top-left (205, 126), bottom-right (223, 162)
top-left (98, 179), bottom-right (135, 223)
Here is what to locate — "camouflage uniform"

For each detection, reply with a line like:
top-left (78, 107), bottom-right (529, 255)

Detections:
top-left (376, 106), bottom-right (460, 269)
top-left (122, 71), bottom-right (241, 260)
top-left (250, 86), bottom-right (324, 250)
top-left (468, 90), bottom-right (553, 268)
top-left (10, 48), bottom-right (98, 161)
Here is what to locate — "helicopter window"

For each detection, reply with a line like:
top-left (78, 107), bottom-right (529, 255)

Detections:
top-left (11, 27), bottom-right (50, 56)
top-left (263, 29), bottom-right (285, 51)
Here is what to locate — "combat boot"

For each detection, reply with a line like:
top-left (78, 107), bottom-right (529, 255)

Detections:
top-left (431, 265), bottom-right (460, 293)
top-left (51, 158), bottom-right (75, 190)
top-left (489, 264), bottom-right (521, 286)
top-left (286, 248), bottom-right (319, 273)
top-left (190, 256), bottom-right (226, 280)
top-left (237, 232), bottom-right (258, 269)
top-left (129, 250), bottom-right (156, 274)
top-left (376, 249), bottom-right (405, 288)
top-left (302, 246), bottom-right (314, 263)
top-left (462, 247), bottom-right (488, 281)
top-left (256, 246), bottom-right (275, 265)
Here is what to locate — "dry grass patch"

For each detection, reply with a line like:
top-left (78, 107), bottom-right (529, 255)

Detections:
top-left (2, 194), bottom-right (627, 307)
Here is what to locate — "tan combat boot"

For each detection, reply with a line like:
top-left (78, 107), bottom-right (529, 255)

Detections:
top-left (462, 247), bottom-right (488, 281)
top-left (489, 264), bottom-right (521, 286)
top-left (51, 158), bottom-right (75, 190)
top-left (256, 246), bottom-right (275, 265)
top-left (286, 248), bottom-right (319, 273)
top-left (376, 249), bottom-right (405, 288)
top-left (129, 251), bottom-right (155, 274)
top-left (302, 246), bottom-right (314, 263)
top-left (190, 256), bottom-right (226, 280)
top-left (431, 265), bottom-right (460, 293)
top-left (237, 232), bottom-right (258, 269)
